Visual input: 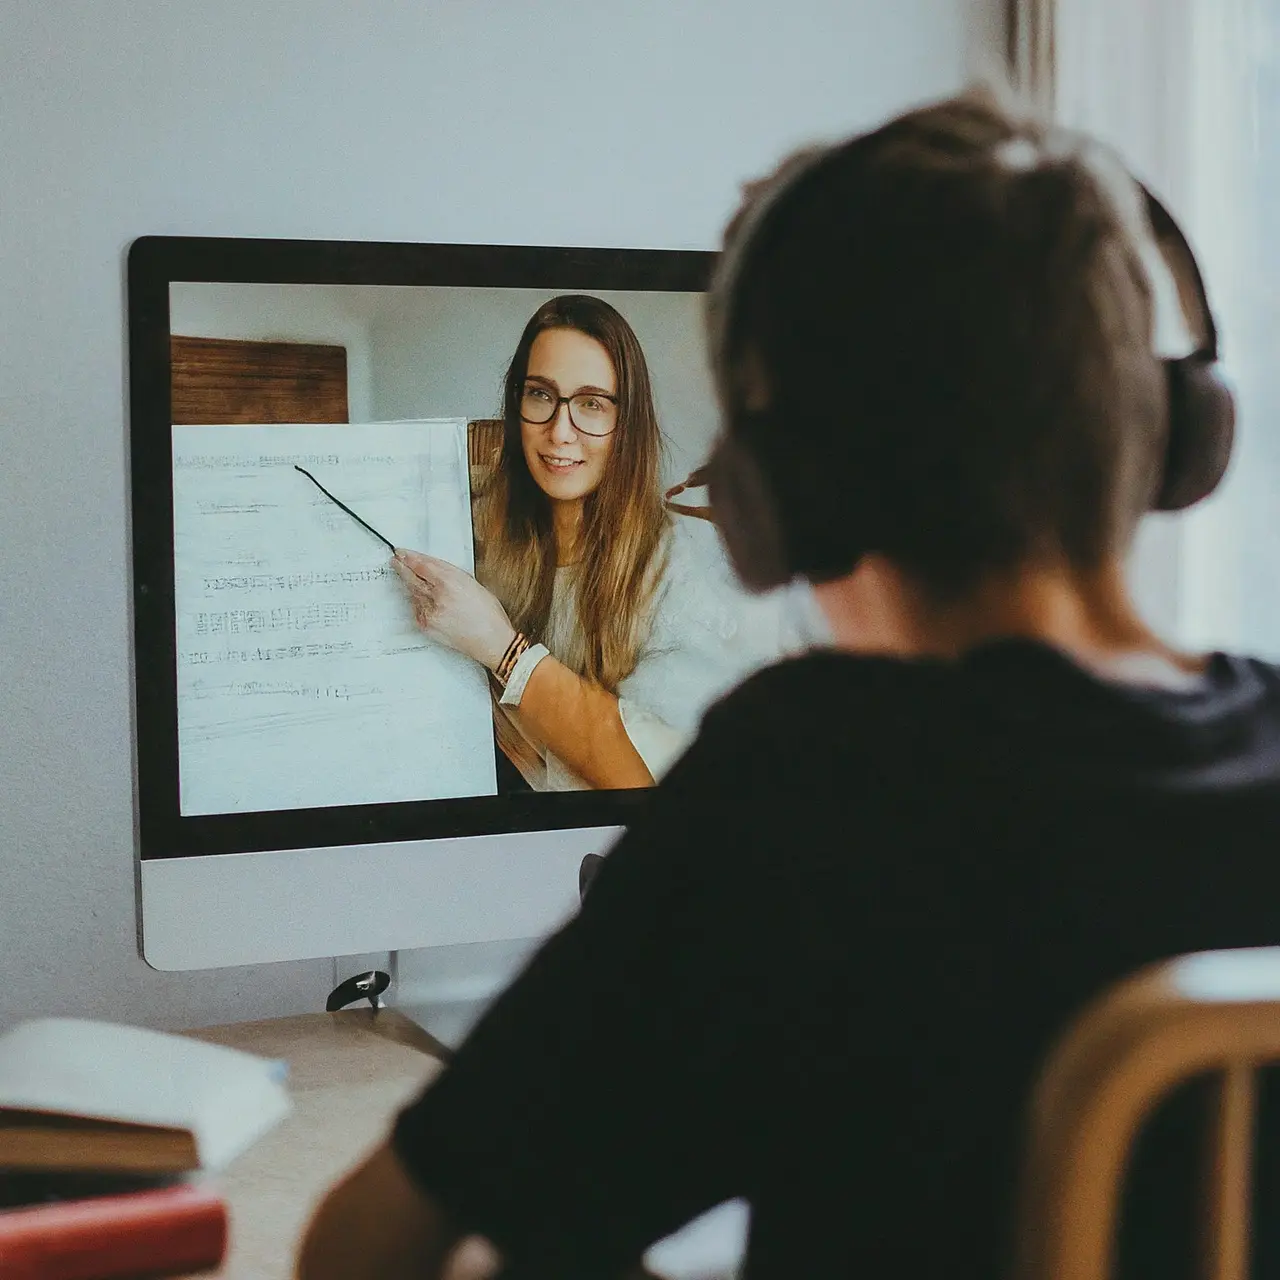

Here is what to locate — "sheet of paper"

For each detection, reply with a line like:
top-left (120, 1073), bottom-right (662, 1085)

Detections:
top-left (171, 421), bottom-right (496, 815)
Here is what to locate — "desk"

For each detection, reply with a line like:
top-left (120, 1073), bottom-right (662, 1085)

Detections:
top-left (178, 1009), bottom-right (745, 1280)
top-left (180, 1009), bottom-right (447, 1280)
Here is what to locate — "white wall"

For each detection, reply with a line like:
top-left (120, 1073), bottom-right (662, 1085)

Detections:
top-left (0, 0), bottom-right (1003, 1033)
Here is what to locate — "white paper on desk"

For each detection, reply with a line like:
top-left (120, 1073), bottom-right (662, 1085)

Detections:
top-left (171, 421), bottom-right (497, 816)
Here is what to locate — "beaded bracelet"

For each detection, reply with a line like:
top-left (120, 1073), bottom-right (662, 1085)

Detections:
top-left (494, 632), bottom-right (531, 688)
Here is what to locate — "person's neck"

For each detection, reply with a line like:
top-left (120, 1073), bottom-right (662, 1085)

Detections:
top-left (552, 499), bottom-right (583, 567)
top-left (813, 555), bottom-right (1205, 684)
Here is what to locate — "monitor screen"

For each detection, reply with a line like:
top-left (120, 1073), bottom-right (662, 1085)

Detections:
top-left (129, 238), bottom-right (797, 865)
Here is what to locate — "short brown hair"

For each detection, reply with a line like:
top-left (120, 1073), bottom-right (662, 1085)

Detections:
top-left (717, 88), bottom-right (1169, 597)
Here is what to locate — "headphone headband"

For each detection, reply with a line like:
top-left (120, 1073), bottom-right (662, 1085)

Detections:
top-left (1138, 185), bottom-right (1220, 361)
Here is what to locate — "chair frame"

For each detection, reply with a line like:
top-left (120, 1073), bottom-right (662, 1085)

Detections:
top-left (1015, 948), bottom-right (1280, 1280)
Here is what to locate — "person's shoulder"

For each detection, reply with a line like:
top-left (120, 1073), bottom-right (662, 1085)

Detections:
top-left (657, 512), bottom-right (731, 583)
top-left (641, 514), bottom-right (757, 646)
top-left (697, 649), bottom-right (947, 758)
top-left (721, 648), bottom-right (943, 707)
top-left (640, 652), bottom-right (942, 875)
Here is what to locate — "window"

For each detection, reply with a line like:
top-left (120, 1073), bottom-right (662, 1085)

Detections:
top-left (1051, 0), bottom-right (1280, 656)
top-left (1176, 0), bottom-right (1277, 655)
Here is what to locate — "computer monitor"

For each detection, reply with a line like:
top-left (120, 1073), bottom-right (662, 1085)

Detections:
top-left (128, 236), bottom-right (794, 970)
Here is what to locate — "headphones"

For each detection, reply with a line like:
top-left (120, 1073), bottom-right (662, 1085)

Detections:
top-left (705, 135), bottom-right (1237, 592)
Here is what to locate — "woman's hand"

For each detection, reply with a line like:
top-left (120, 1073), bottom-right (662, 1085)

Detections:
top-left (392, 549), bottom-right (516, 672)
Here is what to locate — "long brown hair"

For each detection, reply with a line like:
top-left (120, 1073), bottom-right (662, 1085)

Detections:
top-left (475, 295), bottom-right (668, 691)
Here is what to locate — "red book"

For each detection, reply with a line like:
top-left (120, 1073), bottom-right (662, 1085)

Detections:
top-left (0, 1183), bottom-right (227, 1279)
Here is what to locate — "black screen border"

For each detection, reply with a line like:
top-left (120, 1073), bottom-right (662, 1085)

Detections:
top-left (128, 235), bottom-right (716, 860)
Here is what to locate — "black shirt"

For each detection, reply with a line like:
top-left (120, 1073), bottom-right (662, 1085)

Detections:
top-left (393, 641), bottom-right (1280, 1280)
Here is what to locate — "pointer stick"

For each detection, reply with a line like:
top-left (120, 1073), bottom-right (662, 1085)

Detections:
top-left (294, 465), bottom-right (397, 554)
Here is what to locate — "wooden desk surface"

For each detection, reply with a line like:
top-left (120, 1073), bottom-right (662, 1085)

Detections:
top-left (181, 1009), bottom-right (447, 1280)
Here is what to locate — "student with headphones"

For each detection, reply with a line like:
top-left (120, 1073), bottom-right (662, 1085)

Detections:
top-left (298, 88), bottom-right (1280, 1280)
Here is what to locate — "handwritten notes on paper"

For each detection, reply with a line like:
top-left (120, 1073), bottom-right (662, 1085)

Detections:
top-left (171, 422), bottom-right (496, 816)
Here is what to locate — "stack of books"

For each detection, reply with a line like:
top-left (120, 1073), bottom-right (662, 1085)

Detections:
top-left (0, 1018), bottom-right (291, 1278)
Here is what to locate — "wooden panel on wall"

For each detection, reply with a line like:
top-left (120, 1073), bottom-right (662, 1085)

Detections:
top-left (171, 335), bottom-right (349, 424)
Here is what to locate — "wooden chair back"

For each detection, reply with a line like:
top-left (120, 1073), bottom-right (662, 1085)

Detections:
top-left (1015, 947), bottom-right (1280, 1280)
top-left (467, 419), bottom-right (504, 498)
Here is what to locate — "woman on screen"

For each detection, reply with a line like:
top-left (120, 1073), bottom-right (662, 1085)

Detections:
top-left (392, 293), bottom-right (797, 791)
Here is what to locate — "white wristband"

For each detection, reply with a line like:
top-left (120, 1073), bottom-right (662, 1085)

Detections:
top-left (498, 643), bottom-right (550, 706)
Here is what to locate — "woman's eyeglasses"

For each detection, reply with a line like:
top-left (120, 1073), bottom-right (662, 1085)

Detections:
top-left (520, 381), bottom-right (618, 437)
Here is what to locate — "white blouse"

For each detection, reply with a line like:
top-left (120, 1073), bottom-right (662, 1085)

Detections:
top-left (496, 515), bottom-right (807, 791)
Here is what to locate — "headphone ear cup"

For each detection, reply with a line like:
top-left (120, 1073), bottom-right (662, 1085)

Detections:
top-left (706, 435), bottom-right (792, 592)
top-left (1153, 356), bottom-right (1237, 511)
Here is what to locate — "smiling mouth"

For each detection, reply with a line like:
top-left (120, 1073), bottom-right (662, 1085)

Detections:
top-left (539, 455), bottom-right (584, 471)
